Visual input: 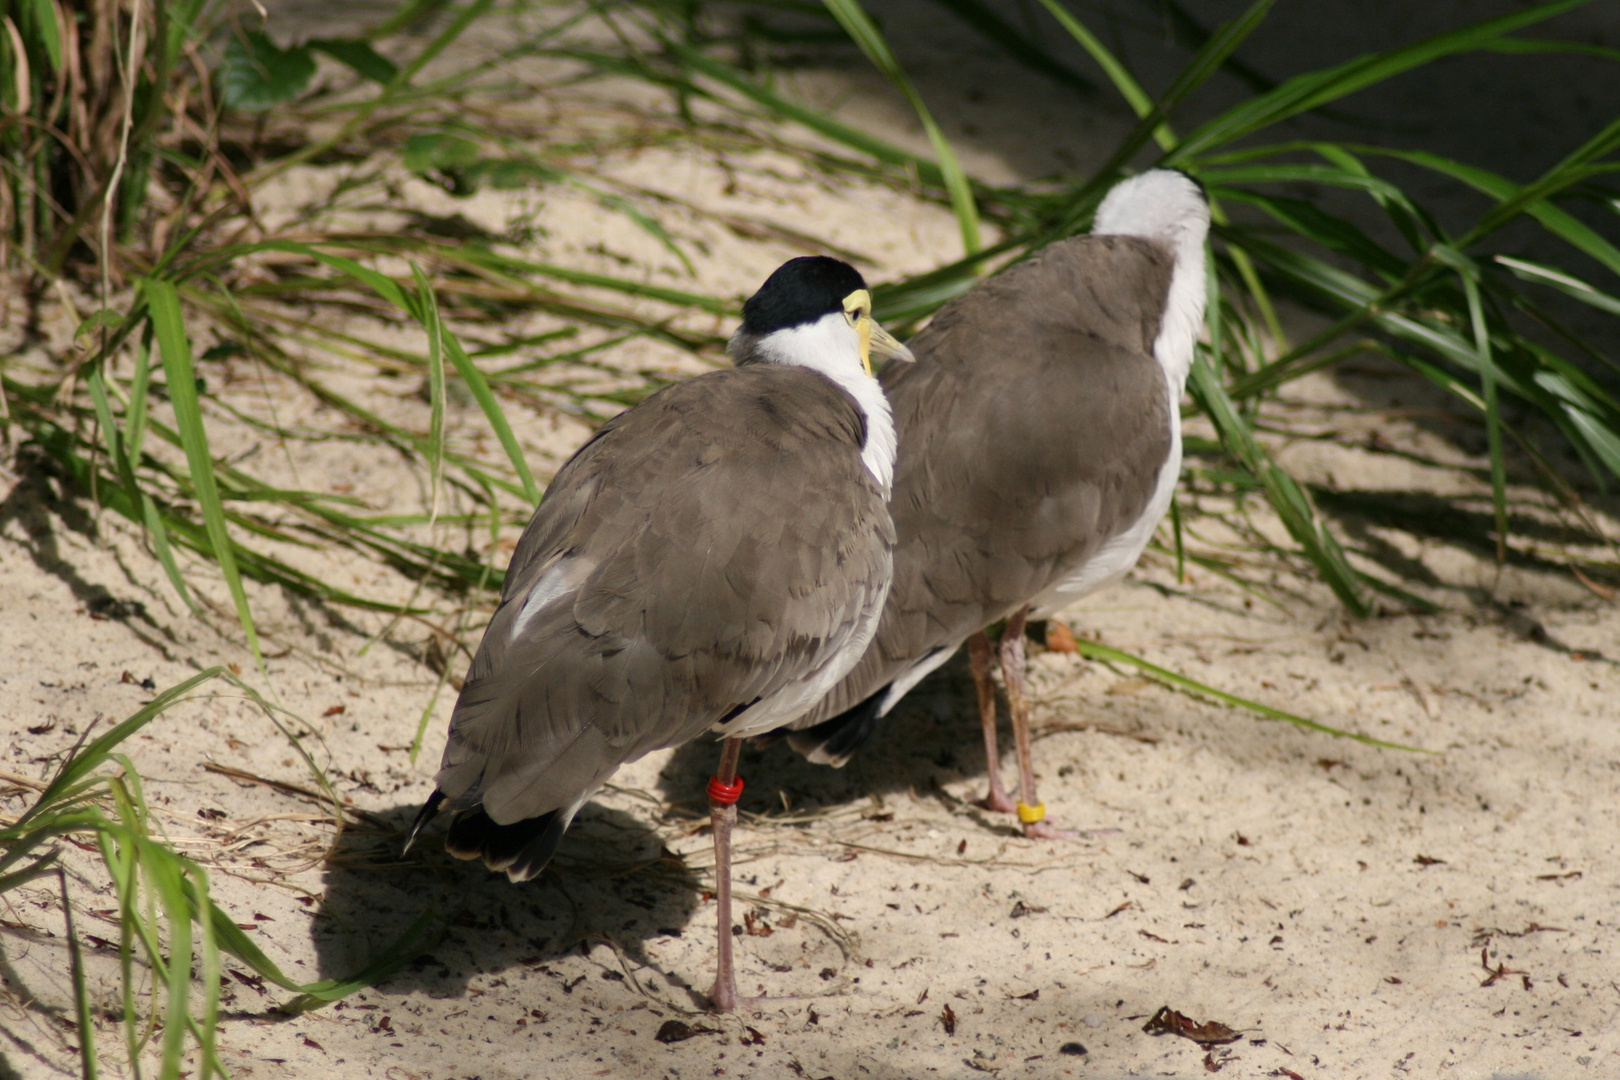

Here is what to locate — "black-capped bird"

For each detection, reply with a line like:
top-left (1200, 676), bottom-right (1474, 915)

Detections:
top-left (407, 256), bottom-right (913, 1011)
top-left (784, 171), bottom-right (1210, 837)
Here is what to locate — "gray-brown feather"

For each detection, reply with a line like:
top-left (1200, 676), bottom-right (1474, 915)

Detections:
top-left (437, 364), bottom-right (894, 825)
top-left (794, 234), bottom-right (1175, 725)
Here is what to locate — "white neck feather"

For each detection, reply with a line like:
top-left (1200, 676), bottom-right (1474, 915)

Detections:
top-left (731, 313), bottom-right (897, 495)
top-left (1093, 169), bottom-right (1211, 391)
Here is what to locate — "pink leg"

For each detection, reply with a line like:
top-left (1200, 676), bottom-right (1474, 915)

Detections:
top-left (708, 738), bottom-right (743, 1012)
top-left (1000, 607), bottom-right (1068, 840)
top-left (970, 631), bottom-right (1017, 813)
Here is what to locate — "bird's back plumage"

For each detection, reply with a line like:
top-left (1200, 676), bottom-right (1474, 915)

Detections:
top-left (431, 363), bottom-right (895, 877)
top-left (789, 234), bottom-right (1178, 750)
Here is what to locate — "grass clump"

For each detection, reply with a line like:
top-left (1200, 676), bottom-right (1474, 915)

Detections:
top-left (0, 668), bottom-right (436, 1077)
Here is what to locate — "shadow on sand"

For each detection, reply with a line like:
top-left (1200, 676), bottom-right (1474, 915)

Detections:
top-left (307, 647), bottom-right (1020, 997)
top-left (310, 799), bottom-right (707, 1004)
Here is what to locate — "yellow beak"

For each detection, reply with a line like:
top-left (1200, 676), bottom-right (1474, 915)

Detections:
top-left (861, 319), bottom-right (915, 376)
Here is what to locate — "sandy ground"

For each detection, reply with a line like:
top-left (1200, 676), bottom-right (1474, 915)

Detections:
top-left (5, 2), bottom-right (1620, 1078)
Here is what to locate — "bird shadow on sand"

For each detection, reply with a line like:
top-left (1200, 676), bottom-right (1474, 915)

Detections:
top-left (306, 653), bottom-right (991, 1012)
top-left (309, 800), bottom-right (706, 1005)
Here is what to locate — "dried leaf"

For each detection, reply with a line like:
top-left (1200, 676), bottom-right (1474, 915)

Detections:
top-left (1142, 1006), bottom-right (1241, 1046)
top-left (1044, 620), bottom-right (1079, 653)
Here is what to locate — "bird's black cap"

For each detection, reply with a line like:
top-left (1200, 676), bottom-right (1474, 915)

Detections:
top-left (741, 256), bottom-right (868, 336)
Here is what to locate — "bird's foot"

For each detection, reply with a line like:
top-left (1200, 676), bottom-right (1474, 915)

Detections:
top-left (1013, 800), bottom-right (1071, 839)
top-left (1021, 818), bottom-right (1073, 840)
top-left (708, 979), bottom-right (808, 1014)
top-left (709, 972), bottom-right (740, 1014)
top-left (978, 789), bottom-right (1019, 814)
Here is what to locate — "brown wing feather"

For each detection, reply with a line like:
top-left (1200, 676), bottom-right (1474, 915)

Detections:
top-left (437, 365), bottom-right (894, 824)
top-left (798, 234), bottom-right (1175, 723)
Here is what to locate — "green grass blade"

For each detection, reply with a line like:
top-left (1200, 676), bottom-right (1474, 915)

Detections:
top-left (1482, 35), bottom-right (1620, 63)
top-left (924, 0), bottom-right (1097, 98)
top-left (1051, 0), bottom-right (1276, 238)
top-left (1459, 269), bottom-right (1509, 565)
top-left (820, 0), bottom-right (982, 255)
top-left (191, 865), bottom-right (221, 1079)
top-left (204, 893), bottom-right (442, 1002)
top-left (1189, 354), bottom-right (1370, 615)
top-left (0, 849), bottom-right (60, 892)
top-left (146, 846), bottom-right (193, 1080)
top-left (1461, 115), bottom-right (1620, 246)
top-left (126, 334), bottom-right (154, 462)
top-left (1168, 496), bottom-right (1186, 584)
top-left (251, 242), bottom-right (412, 308)
top-left (412, 264), bottom-right (448, 523)
top-left (324, 235), bottom-right (733, 314)
top-left (280, 909), bottom-right (445, 1007)
top-left (9, 668), bottom-right (225, 831)
top-left (1070, 639), bottom-right (1423, 750)
top-left (1214, 188), bottom-right (1407, 278)
top-left (87, 365), bottom-right (133, 490)
top-left (1032, 0), bottom-right (1171, 148)
top-left (661, 41), bottom-right (950, 190)
top-left (1365, 146), bottom-right (1620, 277)
top-left (1169, 0), bottom-right (1594, 162)
top-left (444, 332), bottom-right (540, 504)
top-left (1496, 254), bottom-right (1620, 316)
top-left (57, 868), bottom-right (100, 1080)
top-left (144, 281), bottom-right (265, 675)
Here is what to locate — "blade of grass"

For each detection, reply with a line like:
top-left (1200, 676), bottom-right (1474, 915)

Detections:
top-left (444, 332), bottom-right (540, 505)
top-left (8, 668), bottom-right (224, 833)
top-left (1031, 0), bottom-right (1172, 150)
top-left (923, 0), bottom-right (1097, 98)
top-left (150, 844), bottom-right (194, 1080)
top-left (1167, 0), bottom-right (1595, 163)
top-left (658, 40), bottom-right (952, 189)
top-left (1452, 259), bottom-right (1509, 566)
top-left (1189, 353), bottom-right (1370, 615)
top-left (1360, 145), bottom-right (1620, 278)
top-left (1482, 35), bottom-right (1620, 63)
top-left (1497, 254), bottom-right (1620, 316)
top-left (1459, 114), bottom-right (1620, 248)
top-left (413, 263), bottom-right (448, 524)
top-left (820, 0), bottom-right (982, 255)
top-left (1071, 639), bottom-right (1422, 750)
top-left (194, 863), bottom-right (221, 1080)
top-left (1048, 0), bottom-right (1277, 239)
top-left (58, 867), bottom-right (100, 1080)
top-left (144, 280), bottom-right (265, 676)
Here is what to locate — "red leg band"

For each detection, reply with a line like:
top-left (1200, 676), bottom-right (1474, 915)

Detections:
top-left (707, 775), bottom-right (744, 806)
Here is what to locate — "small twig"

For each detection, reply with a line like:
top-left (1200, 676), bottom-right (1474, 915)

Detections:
top-left (0, 768), bottom-right (49, 792)
top-left (200, 761), bottom-right (389, 828)
top-left (1031, 721), bottom-right (1161, 745)
top-left (100, 0), bottom-right (144, 308)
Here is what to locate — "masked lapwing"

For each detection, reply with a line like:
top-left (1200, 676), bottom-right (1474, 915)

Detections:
top-left (783, 170), bottom-right (1210, 838)
top-left (406, 256), bottom-right (913, 1011)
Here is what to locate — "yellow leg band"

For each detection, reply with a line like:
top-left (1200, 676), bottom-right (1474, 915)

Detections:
top-left (1016, 801), bottom-right (1046, 824)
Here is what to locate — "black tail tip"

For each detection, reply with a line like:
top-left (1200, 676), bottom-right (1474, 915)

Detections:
top-left (445, 806), bottom-right (569, 883)
top-left (403, 789), bottom-right (448, 855)
top-left (785, 686), bottom-right (889, 767)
